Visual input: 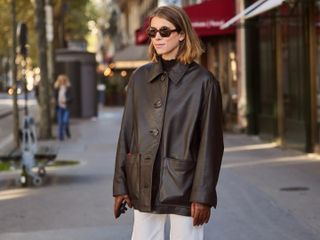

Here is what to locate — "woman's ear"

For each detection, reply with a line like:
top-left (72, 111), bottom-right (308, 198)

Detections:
top-left (179, 32), bottom-right (185, 42)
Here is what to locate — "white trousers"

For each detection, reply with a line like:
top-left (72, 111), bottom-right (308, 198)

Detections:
top-left (131, 210), bottom-right (204, 240)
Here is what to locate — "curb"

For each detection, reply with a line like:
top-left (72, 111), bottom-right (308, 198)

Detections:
top-left (0, 111), bottom-right (13, 119)
top-left (0, 107), bottom-right (24, 120)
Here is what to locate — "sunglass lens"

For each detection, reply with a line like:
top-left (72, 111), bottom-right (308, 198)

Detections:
top-left (147, 29), bottom-right (156, 38)
top-left (159, 28), bottom-right (171, 37)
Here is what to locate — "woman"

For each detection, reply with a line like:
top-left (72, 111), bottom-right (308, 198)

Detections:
top-left (113, 5), bottom-right (224, 240)
top-left (54, 74), bottom-right (72, 141)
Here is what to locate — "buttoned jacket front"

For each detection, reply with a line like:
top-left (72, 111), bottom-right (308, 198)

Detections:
top-left (113, 60), bottom-right (224, 215)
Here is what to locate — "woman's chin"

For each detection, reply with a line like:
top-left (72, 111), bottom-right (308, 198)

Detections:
top-left (155, 50), bottom-right (165, 55)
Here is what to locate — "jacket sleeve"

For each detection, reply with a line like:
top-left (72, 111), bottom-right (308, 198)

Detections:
top-left (190, 76), bottom-right (224, 208)
top-left (66, 87), bottom-right (73, 104)
top-left (113, 76), bottom-right (135, 196)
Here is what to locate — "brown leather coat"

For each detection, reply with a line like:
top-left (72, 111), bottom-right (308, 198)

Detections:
top-left (113, 60), bottom-right (224, 215)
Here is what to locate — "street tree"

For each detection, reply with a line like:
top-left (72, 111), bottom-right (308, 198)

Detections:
top-left (53, 0), bottom-right (97, 48)
top-left (0, 0), bottom-right (98, 141)
top-left (10, 0), bottom-right (19, 148)
top-left (35, 0), bottom-right (51, 139)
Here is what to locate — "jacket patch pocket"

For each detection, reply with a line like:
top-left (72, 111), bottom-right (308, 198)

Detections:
top-left (125, 153), bottom-right (140, 200)
top-left (159, 157), bottom-right (195, 205)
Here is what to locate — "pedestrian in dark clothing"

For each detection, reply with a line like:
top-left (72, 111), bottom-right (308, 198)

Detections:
top-left (54, 74), bottom-right (72, 141)
top-left (113, 5), bottom-right (224, 240)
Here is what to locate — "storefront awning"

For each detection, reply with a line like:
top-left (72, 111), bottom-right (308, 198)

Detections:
top-left (183, 0), bottom-right (235, 37)
top-left (220, 0), bottom-right (286, 30)
top-left (113, 45), bottom-right (149, 69)
top-left (246, 0), bottom-right (285, 18)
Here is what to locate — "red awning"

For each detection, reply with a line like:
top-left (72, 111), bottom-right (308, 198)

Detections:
top-left (184, 0), bottom-right (235, 37)
top-left (135, 18), bottom-right (149, 45)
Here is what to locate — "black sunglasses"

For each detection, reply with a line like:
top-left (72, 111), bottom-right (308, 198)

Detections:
top-left (147, 26), bottom-right (178, 38)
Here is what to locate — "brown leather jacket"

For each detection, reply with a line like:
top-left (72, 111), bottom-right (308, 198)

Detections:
top-left (113, 60), bottom-right (224, 215)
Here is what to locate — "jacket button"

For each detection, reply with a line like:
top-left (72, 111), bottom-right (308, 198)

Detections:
top-left (150, 129), bottom-right (159, 136)
top-left (161, 72), bottom-right (167, 81)
top-left (153, 99), bottom-right (162, 108)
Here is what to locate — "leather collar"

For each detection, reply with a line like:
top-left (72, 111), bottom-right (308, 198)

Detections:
top-left (148, 59), bottom-right (190, 85)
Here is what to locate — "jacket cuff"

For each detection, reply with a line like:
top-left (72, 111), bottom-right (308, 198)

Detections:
top-left (113, 183), bottom-right (128, 197)
top-left (190, 189), bottom-right (217, 208)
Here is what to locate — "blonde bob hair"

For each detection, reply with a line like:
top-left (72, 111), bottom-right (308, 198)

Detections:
top-left (148, 5), bottom-right (203, 64)
top-left (54, 74), bottom-right (71, 89)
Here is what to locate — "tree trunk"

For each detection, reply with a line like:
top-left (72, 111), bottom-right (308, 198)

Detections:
top-left (11, 0), bottom-right (20, 148)
top-left (45, 0), bottom-right (55, 121)
top-left (35, 0), bottom-right (52, 139)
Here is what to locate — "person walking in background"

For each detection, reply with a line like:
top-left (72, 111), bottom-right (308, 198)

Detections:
top-left (54, 74), bottom-right (72, 141)
top-left (113, 5), bottom-right (224, 240)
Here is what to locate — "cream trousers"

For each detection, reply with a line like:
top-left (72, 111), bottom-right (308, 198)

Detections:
top-left (131, 210), bottom-right (204, 240)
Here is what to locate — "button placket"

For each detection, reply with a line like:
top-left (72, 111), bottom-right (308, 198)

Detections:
top-left (140, 72), bottom-right (169, 210)
top-left (150, 76), bottom-right (166, 138)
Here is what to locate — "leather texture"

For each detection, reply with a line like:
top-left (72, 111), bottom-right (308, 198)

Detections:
top-left (113, 59), bottom-right (224, 215)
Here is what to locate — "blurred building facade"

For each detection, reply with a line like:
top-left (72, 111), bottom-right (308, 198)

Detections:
top-left (228, 0), bottom-right (319, 153)
top-left (183, 0), bottom-right (237, 131)
top-left (118, 0), bottom-right (158, 45)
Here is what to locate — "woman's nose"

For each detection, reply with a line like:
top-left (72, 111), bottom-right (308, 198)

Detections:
top-left (155, 32), bottom-right (162, 39)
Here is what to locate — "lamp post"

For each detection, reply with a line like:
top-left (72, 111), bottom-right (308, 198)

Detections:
top-left (11, 0), bottom-right (20, 148)
top-left (45, 0), bottom-right (54, 84)
top-left (17, 22), bottom-right (28, 116)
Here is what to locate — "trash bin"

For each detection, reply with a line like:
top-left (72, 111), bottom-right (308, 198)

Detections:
top-left (55, 49), bottom-right (97, 118)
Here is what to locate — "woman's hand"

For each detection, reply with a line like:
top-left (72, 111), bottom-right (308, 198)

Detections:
top-left (114, 195), bottom-right (132, 218)
top-left (191, 202), bottom-right (211, 226)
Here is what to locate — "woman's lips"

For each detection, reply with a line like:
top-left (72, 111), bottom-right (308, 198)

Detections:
top-left (154, 44), bottom-right (165, 49)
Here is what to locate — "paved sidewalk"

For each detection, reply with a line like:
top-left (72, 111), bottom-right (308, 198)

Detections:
top-left (0, 107), bottom-right (319, 240)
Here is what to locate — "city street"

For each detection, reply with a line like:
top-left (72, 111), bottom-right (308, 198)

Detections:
top-left (0, 107), bottom-right (319, 240)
